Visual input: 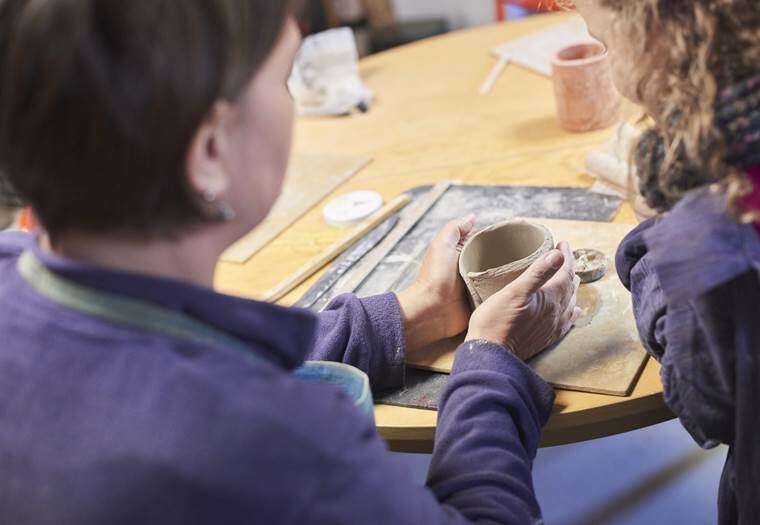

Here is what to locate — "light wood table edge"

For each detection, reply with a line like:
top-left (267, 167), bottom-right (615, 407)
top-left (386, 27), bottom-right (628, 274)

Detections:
top-left (380, 389), bottom-right (675, 453)
top-left (376, 356), bottom-right (676, 453)
top-left (540, 399), bottom-right (675, 447)
top-left (385, 400), bottom-right (675, 454)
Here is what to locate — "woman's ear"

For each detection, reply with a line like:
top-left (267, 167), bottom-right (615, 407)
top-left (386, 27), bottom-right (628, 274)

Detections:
top-left (186, 102), bottom-right (233, 199)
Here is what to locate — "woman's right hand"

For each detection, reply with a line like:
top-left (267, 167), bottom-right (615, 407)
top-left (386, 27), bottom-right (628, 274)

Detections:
top-left (465, 241), bottom-right (581, 361)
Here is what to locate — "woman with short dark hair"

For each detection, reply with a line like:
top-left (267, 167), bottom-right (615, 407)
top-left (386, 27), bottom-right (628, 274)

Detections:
top-left (0, 1), bottom-right (579, 523)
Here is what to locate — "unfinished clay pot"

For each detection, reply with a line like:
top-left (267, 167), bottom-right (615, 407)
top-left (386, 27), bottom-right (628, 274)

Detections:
top-left (459, 220), bottom-right (554, 307)
top-left (552, 42), bottom-right (621, 132)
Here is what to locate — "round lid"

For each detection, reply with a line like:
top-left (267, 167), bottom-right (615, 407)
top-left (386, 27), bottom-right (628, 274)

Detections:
top-left (322, 190), bottom-right (384, 227)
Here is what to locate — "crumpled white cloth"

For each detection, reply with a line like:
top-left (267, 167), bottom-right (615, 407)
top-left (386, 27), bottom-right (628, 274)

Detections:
top-left (586, 122), bottom-right (657, 220)
top-left (288, 27), bottom-right (373, 116)
top-left (586, 122), bottom-right (640, 197)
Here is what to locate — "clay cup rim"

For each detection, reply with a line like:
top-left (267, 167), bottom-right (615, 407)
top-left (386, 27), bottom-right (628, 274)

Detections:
top-left (552, 41), bottom-right (608, 68)
top-left (459, 220), bottom-right (554, 280)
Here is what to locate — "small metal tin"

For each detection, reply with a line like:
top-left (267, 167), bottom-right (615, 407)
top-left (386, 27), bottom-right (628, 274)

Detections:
top-left (573, 248), bottom-right (608, 283)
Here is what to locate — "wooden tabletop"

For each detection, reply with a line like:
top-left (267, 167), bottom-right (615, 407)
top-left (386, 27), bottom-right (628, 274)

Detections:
top-left (215, 12), bottom-right (674, 452)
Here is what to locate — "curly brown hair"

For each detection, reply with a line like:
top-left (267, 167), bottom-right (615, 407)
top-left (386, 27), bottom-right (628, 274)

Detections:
top-left (616, 1), bottom-right (759, 218)
top-left (549, 0), bottom-right (760, 218)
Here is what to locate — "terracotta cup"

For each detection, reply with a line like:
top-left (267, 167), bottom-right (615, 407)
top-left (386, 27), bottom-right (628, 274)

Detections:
top-left (552, 42), bottom-right (621, 132)
top-left (458, 220), bottom-right (554, 308)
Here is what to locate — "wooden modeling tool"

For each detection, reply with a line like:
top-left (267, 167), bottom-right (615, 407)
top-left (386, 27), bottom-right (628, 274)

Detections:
top-left (262, 194), bottom-right (412, 303)
top-left (294, 215), bottom-right (401, 309)
top-left (330, 180), bottom-right (454, 298)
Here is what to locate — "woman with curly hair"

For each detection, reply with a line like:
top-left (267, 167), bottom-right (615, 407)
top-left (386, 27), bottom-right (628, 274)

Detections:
top-left (569, 0), bottom-right (759, 522)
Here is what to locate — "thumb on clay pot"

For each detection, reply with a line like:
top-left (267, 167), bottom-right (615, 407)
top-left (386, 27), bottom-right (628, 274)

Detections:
top-left (507, 249), bottom-right (565, 300)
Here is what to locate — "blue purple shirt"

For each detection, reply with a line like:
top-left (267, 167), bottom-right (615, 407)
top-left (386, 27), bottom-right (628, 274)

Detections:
top-left (617, 187), bottom-right (760, 525)
top-left (0, 232), bottom-right (554, 524)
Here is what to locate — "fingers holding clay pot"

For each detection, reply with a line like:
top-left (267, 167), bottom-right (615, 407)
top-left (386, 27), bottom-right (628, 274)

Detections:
top-left (458, 220), bottom-right (555, 307)
top-left (543, 241), bottom-right (579, 309)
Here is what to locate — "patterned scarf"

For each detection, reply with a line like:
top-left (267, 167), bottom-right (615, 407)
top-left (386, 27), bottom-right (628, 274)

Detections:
top-left (718, 74), bottom-right (760, 168)
top-left (636, 73), bottom-right (760, 211)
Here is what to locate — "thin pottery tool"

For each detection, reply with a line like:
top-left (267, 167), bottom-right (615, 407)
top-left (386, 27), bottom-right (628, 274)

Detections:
top-left (479, 55), bottom-right (510, 95)
top-left (262, 194), bottom-right (412, 303)
top-left (329, 181), bottom-right (454, 299)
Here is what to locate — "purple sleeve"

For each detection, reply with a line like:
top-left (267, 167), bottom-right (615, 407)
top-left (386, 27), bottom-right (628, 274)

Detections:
top-left (615, 219), bottom-right (668, 360)
top-left (296, 339), bottom-right (555, 524)
top-left (427, 340), bottom-right (555, 523)
top-left (615, 216), bottom-right (734, 447)
top-left (308, 293), bottom-right (406, 392)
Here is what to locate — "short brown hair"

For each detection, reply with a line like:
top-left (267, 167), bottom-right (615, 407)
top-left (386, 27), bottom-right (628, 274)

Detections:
top-left (0, 0), bottom-right (291, 237)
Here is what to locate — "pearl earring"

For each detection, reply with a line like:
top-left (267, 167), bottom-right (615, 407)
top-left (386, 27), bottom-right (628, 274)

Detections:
top-left (200, 188), bottom-right (236, 222)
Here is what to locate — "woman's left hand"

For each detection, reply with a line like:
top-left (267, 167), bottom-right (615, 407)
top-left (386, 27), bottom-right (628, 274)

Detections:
top-left (396, 215), bottom-right (475, 354)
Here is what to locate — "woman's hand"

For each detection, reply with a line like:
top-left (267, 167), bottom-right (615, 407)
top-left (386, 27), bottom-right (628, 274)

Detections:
top-left (466, 241), bottom-right (581, 361)
top-left (396, 215), bottom-right (475, 354)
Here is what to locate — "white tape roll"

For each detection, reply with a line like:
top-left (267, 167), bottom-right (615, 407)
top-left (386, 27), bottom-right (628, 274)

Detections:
top-left (322, 191), bottom-right (384, 228)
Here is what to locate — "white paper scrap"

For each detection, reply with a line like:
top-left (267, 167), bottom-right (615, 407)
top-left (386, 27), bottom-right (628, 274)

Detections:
top-left (491, 15), bottom-right (596, 77)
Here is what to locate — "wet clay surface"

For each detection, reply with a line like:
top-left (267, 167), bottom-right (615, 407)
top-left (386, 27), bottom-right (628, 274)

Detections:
top-left (407, 218), bottom-right (648, 398)
top-left (297, 185), bottom-right (632, 407)
top-left (459, 220), bottom-right (554, 307)
top-left (574, 284), bottom-right (602, 329)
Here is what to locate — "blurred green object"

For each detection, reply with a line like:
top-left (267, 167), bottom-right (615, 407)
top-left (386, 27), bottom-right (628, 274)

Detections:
top-left (0, 174), bottom-right (23, 229)
top-left (0, 174), bottom-right (23, 209)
